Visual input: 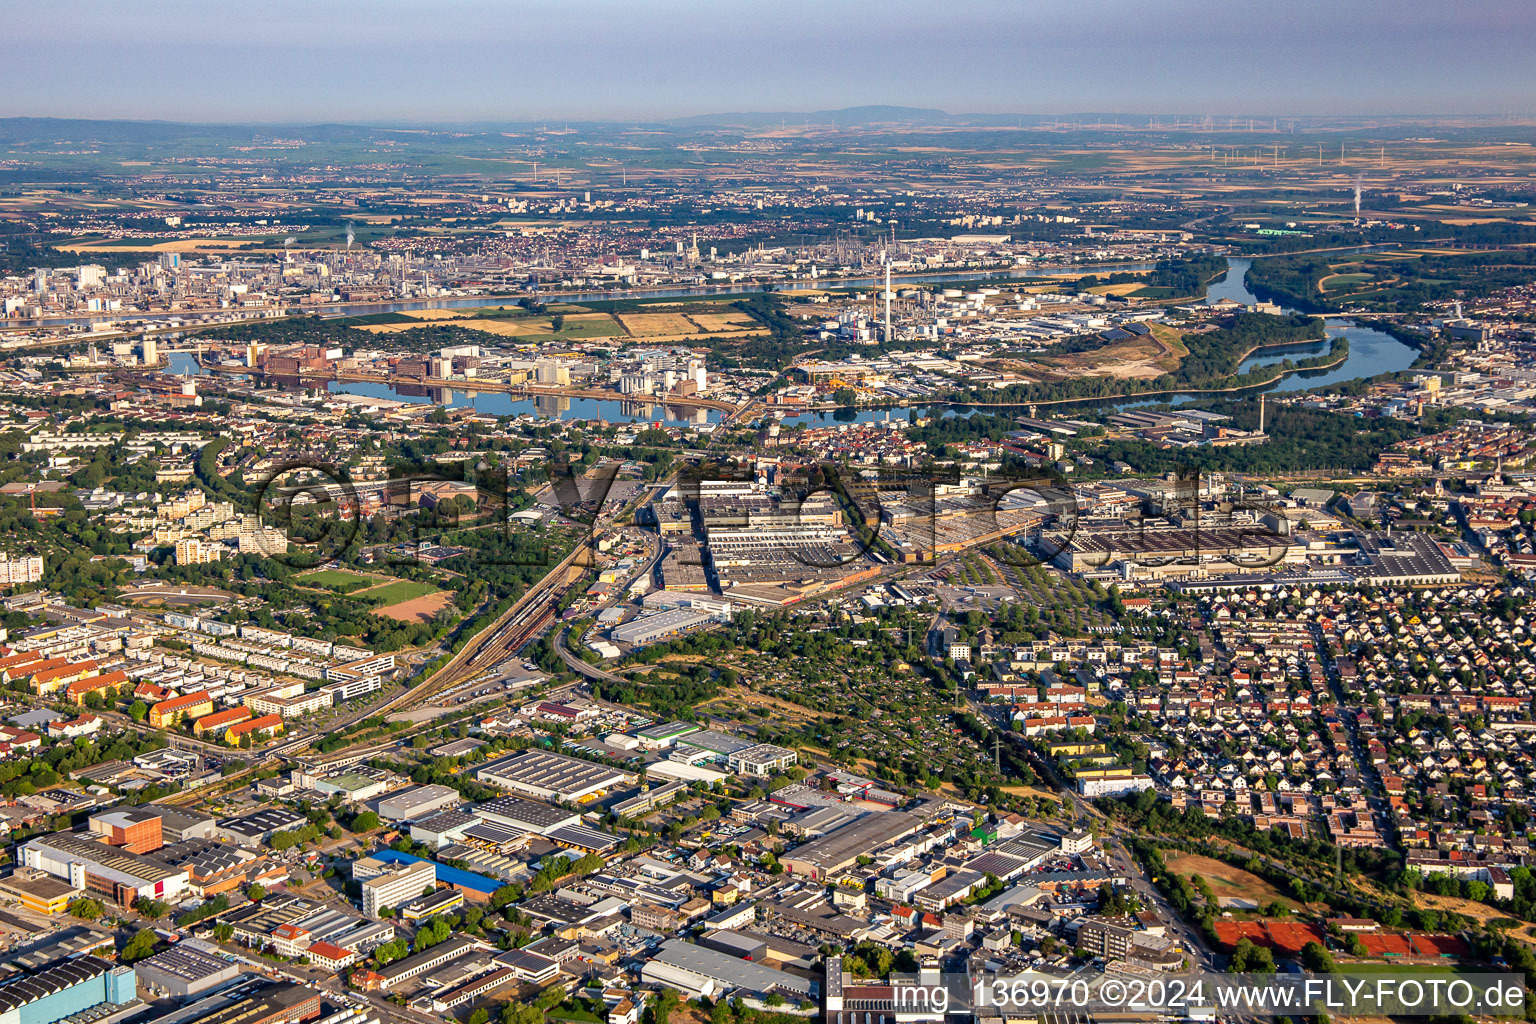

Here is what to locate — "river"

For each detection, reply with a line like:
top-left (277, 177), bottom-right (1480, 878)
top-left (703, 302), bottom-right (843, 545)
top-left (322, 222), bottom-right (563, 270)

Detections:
top-left (164, 353), bottom-right (724, 424)
top-left (165, 255), bottom-right (1417, 426)
top-left (1219, 256), bottom-right (1418, 392)
top-left (765, 256), bottom-right (1420, 424)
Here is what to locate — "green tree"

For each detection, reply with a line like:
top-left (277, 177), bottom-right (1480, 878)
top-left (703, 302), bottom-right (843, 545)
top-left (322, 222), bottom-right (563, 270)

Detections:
top-left (122, 928), bottom-right (158, 963)
top-left (1300, 941), bottom-right (1336, 974)
top-left (68, 896), bottom-right (104, 920)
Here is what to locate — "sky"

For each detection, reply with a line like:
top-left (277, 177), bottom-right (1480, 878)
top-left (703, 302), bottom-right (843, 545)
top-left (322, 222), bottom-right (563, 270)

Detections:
top-left (6, 0), bottom-right (1535, 123)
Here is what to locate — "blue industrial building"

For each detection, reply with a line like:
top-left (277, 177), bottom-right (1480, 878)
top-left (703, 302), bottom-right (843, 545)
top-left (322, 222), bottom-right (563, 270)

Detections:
top-left (370, 849), bottom-right (500, 898)
top-left (0, 955), bottom-right (137, 1024)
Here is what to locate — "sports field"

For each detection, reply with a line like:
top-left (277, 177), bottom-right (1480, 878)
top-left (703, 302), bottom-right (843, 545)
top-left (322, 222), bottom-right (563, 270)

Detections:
top-left (360, 579), bottom-right (441, 607)
top-left (295, 568), bottom-right (379, 593)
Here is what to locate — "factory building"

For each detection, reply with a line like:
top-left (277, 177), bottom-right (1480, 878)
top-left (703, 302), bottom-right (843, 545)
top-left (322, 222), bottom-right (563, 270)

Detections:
top-left (21, 832), bottom-right (190, 906)
top-left (475, 750), bottom-right (633, 803)
top-left (133, 945), bottom-right (243, 998)
top-left (87, 807), bottom-right (163, 854)
top-left (0, 955), bottom-right (137, 1024)
top-left (779, 812), bottom-right (923, 881)
top-left (641, 939), bottom-right (815, 1001)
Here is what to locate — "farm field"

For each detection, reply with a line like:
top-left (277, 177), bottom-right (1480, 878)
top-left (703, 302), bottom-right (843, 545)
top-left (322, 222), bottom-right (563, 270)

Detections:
top-left (617, 312), bottom-right (699, 336)
top-left (57, 237), bottom-right (263, 253)
top-left (348, 306), bottom-right (760, 344)
top-left (687, 311), bottom-right (761, 332)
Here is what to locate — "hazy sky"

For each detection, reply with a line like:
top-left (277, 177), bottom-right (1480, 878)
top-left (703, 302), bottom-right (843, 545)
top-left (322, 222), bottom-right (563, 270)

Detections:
top-left (8, 0), bottom-right (1534, 123)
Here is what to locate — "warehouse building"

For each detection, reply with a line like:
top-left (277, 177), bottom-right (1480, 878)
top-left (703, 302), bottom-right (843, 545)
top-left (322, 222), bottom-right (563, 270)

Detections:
top-left (164, 980), bottom-right (322, 1024)
top-left (378, 784), bottom-right (460, 822)
top-left (0, 867), bottom-right (82, 915)
top-left (1353, 530), bottom-right (1461, 586)
top-left (216, 807), bottom-right (308, 848)
top-left (1048, 523), bottom-right (1300, 575)
top-left (476, 750), bottom-right (633, 802)
top-left (409, 809), bottom-right (476, 849)
top-left (87, 806), bottom-right (163, 854)
top-left (21, 832), bottom-right (191, 906)
top-left (0, 954), bottom-right (137, 1024)
top-left (155, 806), bottom-right (217, 843)
top-left (610, 608), bottom-right (716, 646)
top-left (779, 812), bottom-right (923, 881)
top-left (641, 938), bottom-right (815, 1001)
top-left (472, 795), bottom-right (581, 835)
top-left (368, 935), bottom-right (487, 993)
top-left (134, 944), bottom-right (243, 998)
top-left (633, 721), bottom-right (700, 748)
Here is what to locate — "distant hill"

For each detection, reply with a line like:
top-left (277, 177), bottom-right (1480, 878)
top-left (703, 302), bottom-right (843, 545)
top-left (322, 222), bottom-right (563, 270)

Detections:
top-left (669, 105), bottom-right (953, 128)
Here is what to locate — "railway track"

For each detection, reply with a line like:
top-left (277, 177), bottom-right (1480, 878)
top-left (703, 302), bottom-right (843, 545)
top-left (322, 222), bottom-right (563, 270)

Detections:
top-left (310, 470), bottom-right (670, 753)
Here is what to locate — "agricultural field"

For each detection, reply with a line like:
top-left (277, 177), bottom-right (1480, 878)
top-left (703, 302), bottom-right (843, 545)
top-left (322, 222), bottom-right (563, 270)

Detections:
top-left (57, 237), bottom-right (265, 253)
top-left (687, 311), bottom-right (762, 332)
top-left (348, 305), bottom-right (760, 344)
top-left (616, 312), bottom-right (701, 337)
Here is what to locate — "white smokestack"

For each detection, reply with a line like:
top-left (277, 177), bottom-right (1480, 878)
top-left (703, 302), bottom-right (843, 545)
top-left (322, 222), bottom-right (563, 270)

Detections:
top-left (884, 257), bottom-right (892, 344)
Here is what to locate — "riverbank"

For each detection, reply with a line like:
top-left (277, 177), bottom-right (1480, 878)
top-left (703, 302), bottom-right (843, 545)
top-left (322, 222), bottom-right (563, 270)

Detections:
top-left (774, 346), bottom-right (1351, 418)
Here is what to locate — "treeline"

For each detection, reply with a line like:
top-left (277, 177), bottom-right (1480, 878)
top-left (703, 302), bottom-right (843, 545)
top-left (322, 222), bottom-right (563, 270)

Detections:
top-left (1249, 247), bottom-right (1536, 312)
top-left (1173, 311), bottom-right (1326, 384)
top-left (1090, 399), bottom-right (1423, 475)
top-left (946, 311), bottom-right (1330, 406)
top-left (1071, 254), bottom-right (1229, 300)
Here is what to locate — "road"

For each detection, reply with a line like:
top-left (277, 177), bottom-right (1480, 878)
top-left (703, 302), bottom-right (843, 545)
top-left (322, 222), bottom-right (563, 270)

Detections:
top-left (553, 529), bottom-right (666, 685)
top-left (996, 727), bottom-right (1222, 969)
top-left (310, 468), bottom-right (668, 754)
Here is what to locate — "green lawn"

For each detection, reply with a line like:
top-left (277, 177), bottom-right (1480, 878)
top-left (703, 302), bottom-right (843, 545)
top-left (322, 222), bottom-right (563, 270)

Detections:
top-left (295, 568), bottom-right (378, 593)
top-left (1323, 272), bottom-right (1375, 292)
top-left (1343, 963), bottom-right (1471, 975)
top-left (360, 579), bottom-right (441, 607)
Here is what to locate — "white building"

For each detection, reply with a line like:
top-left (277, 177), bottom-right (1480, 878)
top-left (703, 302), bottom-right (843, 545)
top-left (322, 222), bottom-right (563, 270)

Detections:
top-left (359, 859), bottom-right (436, 919)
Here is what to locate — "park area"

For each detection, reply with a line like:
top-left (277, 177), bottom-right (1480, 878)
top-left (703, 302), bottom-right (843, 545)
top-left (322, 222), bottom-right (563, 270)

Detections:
top-left (295, 568), bottom-right (449, 622)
